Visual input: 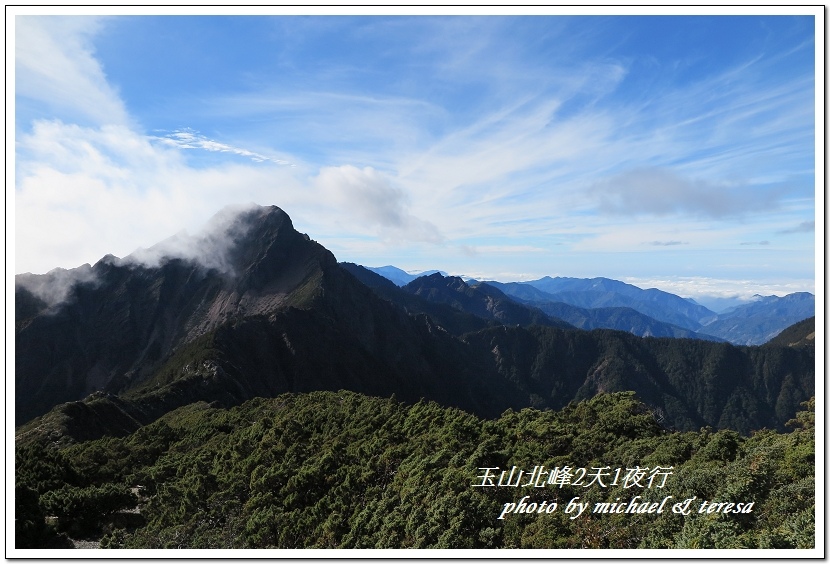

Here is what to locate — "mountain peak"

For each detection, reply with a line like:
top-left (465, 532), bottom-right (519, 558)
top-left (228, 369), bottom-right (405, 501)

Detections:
top-left (14, 203), bottom-right (342, 424)
top-left (113, 204), bottom-right (331, 292)
top-left (201, 204), bottom-right (337, 297)
top-left (405, 272), bottom-right (468, 292)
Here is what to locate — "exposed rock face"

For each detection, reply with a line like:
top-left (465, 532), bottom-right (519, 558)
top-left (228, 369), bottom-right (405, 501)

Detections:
top-left (15, 206), bottom-right (519, 426)
top-left (15, 206), bottom-right (337, 423)
top-left (15, 205), bottom-right (815, 440)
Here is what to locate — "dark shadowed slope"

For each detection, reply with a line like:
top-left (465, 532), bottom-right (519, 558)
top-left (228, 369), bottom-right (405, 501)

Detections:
top-left (16, 206), bottom-right (815, 441)
top-left (16, 206), bottom-right (527, 426)
top-left (764, 316), bottom-right (815, 348)
top-left (402, 273), bottom-right (573, 330)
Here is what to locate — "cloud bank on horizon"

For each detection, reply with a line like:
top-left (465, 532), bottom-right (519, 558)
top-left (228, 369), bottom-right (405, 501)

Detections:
top-left (12, 11), bottom-right (819, 301)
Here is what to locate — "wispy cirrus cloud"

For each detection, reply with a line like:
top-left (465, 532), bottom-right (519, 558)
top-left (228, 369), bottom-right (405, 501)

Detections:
top-left (15, 16), bottom-right (130, 127)
top-left (15, 119), bottom-right (307, 273)
top-left (200, 90), bottom-right (444, 169)
top-left (152, 129), bottom-right (292, 165)
top-left (13, 14), bottom-right (816, 297)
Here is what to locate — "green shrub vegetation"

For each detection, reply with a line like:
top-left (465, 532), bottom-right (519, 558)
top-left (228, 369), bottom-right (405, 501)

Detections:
top-left (15, 391), bottom-right (814, 549)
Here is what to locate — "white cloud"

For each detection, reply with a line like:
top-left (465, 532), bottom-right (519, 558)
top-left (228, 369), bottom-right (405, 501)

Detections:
top-left (11, 14), bottom-right (815, 301)
top-left (13, 18), bottom-right (366, 273)
top-left (647, 241), bottom-right (687, 246)
top-left (313, 165), bottom-right (443, 244)
top-left (15, 119), bottom-right (306, 273)
top-left (623, 276), bottom-right (815, 301)
top-left (15, 264), bottom-right (98, 306)
top-left (590, 168), bottom-right (781, 218)
top-left (14, 123), bottom-right (445, 274)
top-left (123, 202), bottom-right (263, 273)
top-left (152, 129), bottom-right (292, 165)
top-left (202, 90), bottom-right (446, 171)
top-left (15, 16), bottom-right (130, 126)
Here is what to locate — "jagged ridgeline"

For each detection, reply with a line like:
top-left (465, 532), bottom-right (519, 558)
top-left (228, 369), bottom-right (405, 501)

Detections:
top-left (16, 391), bottom-right (815, 549)
top-left (16, 206), bottom-right (813, 438)
top-left (14, 205), bottom-right (816, 549)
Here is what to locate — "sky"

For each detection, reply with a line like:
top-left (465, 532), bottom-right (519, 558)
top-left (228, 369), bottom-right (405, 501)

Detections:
top-left (10, 9), bottom-right (822, 305)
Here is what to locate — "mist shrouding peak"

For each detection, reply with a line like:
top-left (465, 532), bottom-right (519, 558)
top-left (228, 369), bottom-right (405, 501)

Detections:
top-left (15, 263), bottom-right (98, 308)
top-left (123, 203), bottom-right (288, 273)
top-left (15, 204), bottom-right (299, 307)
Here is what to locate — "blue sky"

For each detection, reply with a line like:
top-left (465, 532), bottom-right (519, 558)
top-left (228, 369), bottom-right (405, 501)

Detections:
top-left (12, 10), bottom-right (821, 304)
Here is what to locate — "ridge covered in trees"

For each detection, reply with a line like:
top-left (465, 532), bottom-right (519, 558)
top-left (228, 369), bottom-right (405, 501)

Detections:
top-left (14, 206), bottom-right (816, 551)
top-left (16, 391), bottom-right (814, 549)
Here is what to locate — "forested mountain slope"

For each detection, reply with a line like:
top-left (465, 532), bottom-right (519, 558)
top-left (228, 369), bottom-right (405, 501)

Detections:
top-left (16, 206), bottom-right (815, 441)
top-left (16, 391), bottom-right (815, 549)
top-left (765, 317), bottom-right (815, 349)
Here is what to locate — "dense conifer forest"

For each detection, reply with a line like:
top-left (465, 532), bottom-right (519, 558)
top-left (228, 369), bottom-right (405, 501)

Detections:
top-left (16, 391), bottom-right (814, 549)
top-left (14, 207), bottom-right (816, 551)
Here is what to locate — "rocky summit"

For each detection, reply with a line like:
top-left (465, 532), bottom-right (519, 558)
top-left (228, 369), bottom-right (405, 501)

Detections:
top-left (15, 205), bottom-right (815, 440)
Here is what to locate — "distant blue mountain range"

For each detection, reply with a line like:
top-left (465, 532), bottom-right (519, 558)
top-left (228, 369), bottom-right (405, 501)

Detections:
top-left (365, 265), bottom-right (447, 287)
top-left (365, 267), bottom-right (814, 346)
